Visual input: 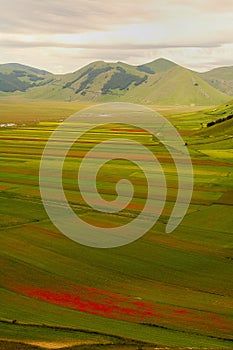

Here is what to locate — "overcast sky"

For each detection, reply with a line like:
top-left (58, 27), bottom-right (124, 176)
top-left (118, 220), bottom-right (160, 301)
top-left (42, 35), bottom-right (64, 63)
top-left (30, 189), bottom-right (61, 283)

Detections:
top-left (0, 0), bottom-right (233, 73)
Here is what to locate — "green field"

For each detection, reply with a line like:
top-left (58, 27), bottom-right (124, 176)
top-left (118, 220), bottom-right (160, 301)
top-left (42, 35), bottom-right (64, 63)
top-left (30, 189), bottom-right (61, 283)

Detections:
top-left (0, 99), bottom-right (233, 349)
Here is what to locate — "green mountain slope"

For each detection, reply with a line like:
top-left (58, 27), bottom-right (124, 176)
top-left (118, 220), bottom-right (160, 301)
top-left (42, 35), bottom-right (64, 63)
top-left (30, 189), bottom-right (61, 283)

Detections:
top-left (24, 60), bottom-right (148, 101)
top-left (117, 66), bottom-right (230, 105)
top-left (0, 63), bottom-right (52, 93)
top-left (137, 57), bottom-right (178, 74)
top-left (25, 62), bottom-right (230, 105)
top-left (200, 66), bottom-right (233, 95)
top-left (0, 63), bottom-right (50, 75)
top-left (0, 59), bottom-right (232, 105)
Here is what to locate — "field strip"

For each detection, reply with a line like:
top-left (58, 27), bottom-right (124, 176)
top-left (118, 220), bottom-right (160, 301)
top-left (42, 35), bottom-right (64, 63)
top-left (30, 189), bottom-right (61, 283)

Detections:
top-left (0, 218), bottom-right (50, 230)
top-left (140, 322), bottom-right (233, 343)
top-left (190, 135), bottom-right (233, 146)
top-left (0, 319), bottom-right (147, 345)
top-left (0, 318), bottom-right (232, 346)
top-left (0, 338), bottom-right (113, 349)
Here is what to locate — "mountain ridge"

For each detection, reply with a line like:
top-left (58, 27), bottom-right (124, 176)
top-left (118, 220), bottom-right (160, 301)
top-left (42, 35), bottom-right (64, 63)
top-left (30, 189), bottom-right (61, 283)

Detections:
top-left (0, 58), bottom-right (232, 105)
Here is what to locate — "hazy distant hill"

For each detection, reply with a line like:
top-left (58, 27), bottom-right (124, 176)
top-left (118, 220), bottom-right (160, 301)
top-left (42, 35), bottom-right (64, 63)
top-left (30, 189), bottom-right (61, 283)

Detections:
top-left (200, 66), bottom-right (233, 96)
top-left (0, 59), bottom-right (232, 105)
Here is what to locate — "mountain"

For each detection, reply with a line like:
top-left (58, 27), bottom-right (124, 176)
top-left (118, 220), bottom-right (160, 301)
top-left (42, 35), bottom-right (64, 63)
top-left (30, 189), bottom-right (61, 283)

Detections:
top-left (137, 57), bottom-right (178, 74)
top-left (118, 65), bottom-right (230, 105)
top-left (0, 63), bottom-right (52, 93)
top-left (24, 60), bottom-right (149, 101)
top-left (0, 63), bottom-right (50, 75)
top-left (22, 59), bottom-right (181, 101)
top-left (0, 59), bottom-right (232, 105)
top-left (200, 66), bottom-right (233, 96)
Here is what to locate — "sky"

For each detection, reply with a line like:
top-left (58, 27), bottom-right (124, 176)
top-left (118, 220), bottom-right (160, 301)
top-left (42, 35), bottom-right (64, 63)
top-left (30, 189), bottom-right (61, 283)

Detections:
top-left (0, 0), bottom-right (233, 74)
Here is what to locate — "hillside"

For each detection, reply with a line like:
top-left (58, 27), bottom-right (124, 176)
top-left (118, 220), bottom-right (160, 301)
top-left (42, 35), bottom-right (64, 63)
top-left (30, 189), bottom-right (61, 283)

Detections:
top-left (196, 100), bottom-right (233, 137)
top-left (118, 65), bottom-right (230, 105)
top-left (24, 60), bottom-right (230, 105)
top-left (200, 66), bottom-right (233, 95)
top-left (0, 58), bottom-right (232, 105)
top-left (24, 60), bottom-right (148, 101)
top-left (137, 57), bottom-right (178, 74)
top-left (0, 63), bottom-right (52, 93)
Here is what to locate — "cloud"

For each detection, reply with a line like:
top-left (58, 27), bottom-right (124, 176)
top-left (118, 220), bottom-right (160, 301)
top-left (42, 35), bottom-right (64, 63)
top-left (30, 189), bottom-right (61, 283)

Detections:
top-left (0, 0), bottom-right (232, 73)
top-left (0, 0), bottom-right (157, 34)
top-left (193, 0), bottom-right (233, 13)
top-left (0, 43), bottom-right (232, 74)
top-left (0, 38), bottom-right (226, 49)
top-left (163, 0), bottom-right (233, 13)
top-left (2, 0), bottom-right (232, 35)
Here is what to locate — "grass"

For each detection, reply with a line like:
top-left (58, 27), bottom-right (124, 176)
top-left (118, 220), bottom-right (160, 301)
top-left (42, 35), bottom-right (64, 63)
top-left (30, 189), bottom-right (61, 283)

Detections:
top-left (0, 321), bottom-right (123, 344)
top-left (0, 102), bottom-right (232, 348)
top-left (118, 66), bottom-right (229, 105)
top-left (0, 96), bottom-right (92, 123)
top-left (0, 95), bottom-right (213, 124)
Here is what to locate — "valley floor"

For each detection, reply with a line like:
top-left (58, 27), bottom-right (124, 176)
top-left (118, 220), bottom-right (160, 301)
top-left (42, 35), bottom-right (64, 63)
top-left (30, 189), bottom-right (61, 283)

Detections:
top-left (0, 102), bottom-right (232, 348)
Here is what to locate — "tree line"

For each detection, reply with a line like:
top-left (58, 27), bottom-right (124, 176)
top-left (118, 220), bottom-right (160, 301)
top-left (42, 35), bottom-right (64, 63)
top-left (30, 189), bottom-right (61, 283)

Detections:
top-left (207, 114), bottom-right (233, 127)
